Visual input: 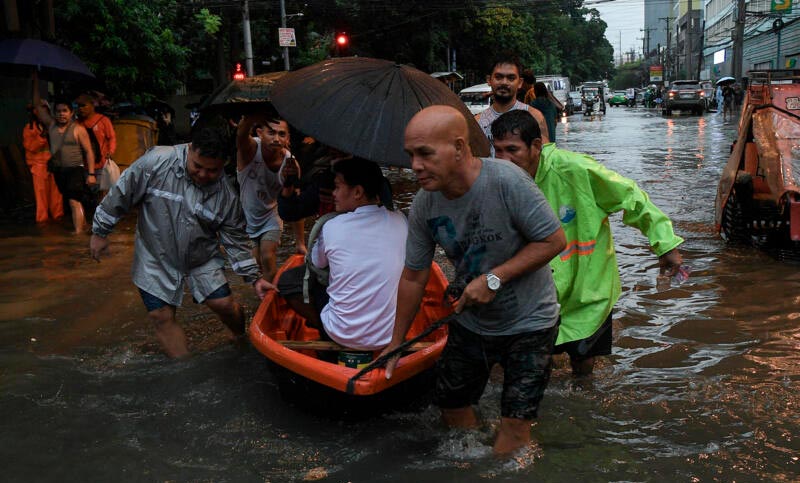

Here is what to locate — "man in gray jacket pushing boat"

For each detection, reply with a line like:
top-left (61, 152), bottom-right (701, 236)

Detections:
top-left (89, 126), bottom-right (272, 358)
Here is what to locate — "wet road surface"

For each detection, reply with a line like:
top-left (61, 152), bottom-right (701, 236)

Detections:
top-left (2, 107), bottom-right (800, 481)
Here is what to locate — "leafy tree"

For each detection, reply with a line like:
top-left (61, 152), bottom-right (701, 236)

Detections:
top-left (55, 0), bottom-right (189, 103)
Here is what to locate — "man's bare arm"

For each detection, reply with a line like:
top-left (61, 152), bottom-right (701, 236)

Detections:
top-left (31, 70), bottom-right (54, 127)
top-left (235, 115), bottom-right (259, 170)
top-left (380, 266), bottom-right (430, 378)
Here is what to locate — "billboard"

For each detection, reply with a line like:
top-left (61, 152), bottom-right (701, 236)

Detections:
top-left (650, 65), bottom-right (664, 82)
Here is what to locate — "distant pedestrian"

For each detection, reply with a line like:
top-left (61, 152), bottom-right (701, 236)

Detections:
top-left (23, 104), bottom-right (63, 223)
top-left (33, 72), bottom-right (97, 234)
top-left (722, 85), bottom-right (734, 121)
top-left (529, 82), bottom-right (558, 143)
top-left (76, 93), bottom-right (118, 197)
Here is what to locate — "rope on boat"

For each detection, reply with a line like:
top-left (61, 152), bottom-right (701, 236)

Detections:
top-left (345, 314), bottom-right (457, 394)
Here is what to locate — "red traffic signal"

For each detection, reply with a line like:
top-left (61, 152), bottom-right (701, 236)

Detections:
top-left (336, 33), bottom-right (348, 46)
top-left (233, 63), bottom-right (246, 81)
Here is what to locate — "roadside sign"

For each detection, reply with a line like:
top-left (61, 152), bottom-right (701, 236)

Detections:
top-left (650, 65), bottom-right (664, 82)
top-left (771, 0), bottom-right (791, 13)
top-left (279, 28), bottom-right (296, 47)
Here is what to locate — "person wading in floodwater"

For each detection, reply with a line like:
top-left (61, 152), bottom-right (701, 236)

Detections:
top-left (89, 125), bottom-right (272, 358)
top-left (383, 105), bottom-right (566, 455)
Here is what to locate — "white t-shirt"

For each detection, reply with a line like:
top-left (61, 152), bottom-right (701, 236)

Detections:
top-left (311, 204), bottom-right (408, 350)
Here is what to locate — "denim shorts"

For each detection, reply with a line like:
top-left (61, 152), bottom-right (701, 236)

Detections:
top-left (138, 283), bottom-right (232, 312)
top-left (434, 321), bottom-right (558, 420)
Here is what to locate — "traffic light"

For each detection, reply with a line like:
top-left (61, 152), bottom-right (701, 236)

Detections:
top-left (335, 32), bottom-right (349, 56)
top-left (233, 63), bottom-right (246, 81)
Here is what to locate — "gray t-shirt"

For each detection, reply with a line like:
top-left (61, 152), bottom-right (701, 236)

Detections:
top-left (406, 158), bottom-right (561, 335)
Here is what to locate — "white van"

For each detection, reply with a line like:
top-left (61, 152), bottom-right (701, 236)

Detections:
top-left (537, 75), bottom-right (571, 109)
top-left (459, 83), bottom-right (492, 116)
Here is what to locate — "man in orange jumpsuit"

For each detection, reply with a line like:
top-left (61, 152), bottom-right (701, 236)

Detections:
top-left (23, 105), bottom-right (63, 223)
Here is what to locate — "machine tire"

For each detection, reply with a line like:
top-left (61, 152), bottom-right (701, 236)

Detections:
top-left (721, 190), bottom-right (749, 243)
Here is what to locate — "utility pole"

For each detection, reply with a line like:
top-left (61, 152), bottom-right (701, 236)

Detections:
top-left (660, 17), bottom-right (674, 82)
top-left (280, 0), bottom-right (290, 70)
top-left (685, 0), bottom-right (693, 79)
top-left (619, 31), bottom-right (623, 65)
top-left (242, 0), bottom-right (254, 76)
top-left (641, 27), bottom-right (656, 59)
top-left (732, 0), bottom-right (745, 79)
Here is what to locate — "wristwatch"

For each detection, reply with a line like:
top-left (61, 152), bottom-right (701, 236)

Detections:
top-left (486, 272), bottom-right (502, 291)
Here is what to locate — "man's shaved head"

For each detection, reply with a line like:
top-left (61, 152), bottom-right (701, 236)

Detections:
top-left (404, 105), bottom-right (480, 198)
top-left (406, 105), bottom-right (469, 141)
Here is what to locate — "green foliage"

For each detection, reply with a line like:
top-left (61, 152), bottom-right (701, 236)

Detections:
top-left (55, 0), bottom-right (189, 103)
top-left (53, 0), bottom-right (616, 100)
top-left (295, 31), bottom-right (334, 68)
top-left (195, 8), bottom-right (222, 36)
top-left (611, 60), bottom-right (645, 89)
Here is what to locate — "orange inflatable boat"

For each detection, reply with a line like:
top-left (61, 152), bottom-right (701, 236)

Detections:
top-left (248, 255), bottom-right (452, 400)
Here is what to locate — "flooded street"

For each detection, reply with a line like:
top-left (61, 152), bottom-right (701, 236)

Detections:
top-left (3, 107), bottom-right (800, 481)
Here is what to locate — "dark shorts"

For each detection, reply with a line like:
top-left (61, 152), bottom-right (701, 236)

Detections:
top-left (138, 284), bottom-right (231, 312)
top-left (52, 166), bottom-right (87, 202)
top-left (276, 265), bottom-right (329, 314)
top-left (434, 321), bottom-right (558, 420)
top-left (553, 312), bottom-right (612, 360)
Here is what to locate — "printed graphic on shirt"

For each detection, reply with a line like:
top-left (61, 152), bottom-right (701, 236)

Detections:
top-left (559, 204), bottom-right (576, 224)
top-left (427, 211), bottom-right (518, 317)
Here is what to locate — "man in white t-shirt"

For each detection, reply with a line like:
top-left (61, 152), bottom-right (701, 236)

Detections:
top-left (286, 157), bottom-right (407, 350)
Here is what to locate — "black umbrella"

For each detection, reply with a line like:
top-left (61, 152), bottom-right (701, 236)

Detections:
top-left (270, 57), bottom-right (490, 168)
top-left (199, 71), bottom-right (288, 116)
top-left (0, 38), bottom-right (94, 80)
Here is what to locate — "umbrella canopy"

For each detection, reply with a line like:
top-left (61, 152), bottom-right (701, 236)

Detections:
top-left (716, 76), bottom-right (735, 85)
top-left (0, 38), bottom-right (94, 80)
top-left (199, 71), bottom-right (288, 116)
top-left (270, 57), bottom-right (490, 168)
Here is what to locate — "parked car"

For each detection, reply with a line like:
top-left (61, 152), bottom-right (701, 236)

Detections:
top-left (459, 83), bottom-right (492, 116)
top-left (565, 91), bottom-right (582, 115)
top-left (662, 80), bottom-right (706, 115)
top-left (609, 90), bottom-right (628, 107)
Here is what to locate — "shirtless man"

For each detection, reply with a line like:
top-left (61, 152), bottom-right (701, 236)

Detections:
top-left (475, 57), bottom-right (550, 154)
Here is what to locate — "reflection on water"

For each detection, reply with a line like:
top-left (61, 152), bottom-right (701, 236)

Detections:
top-left (3, 108), bottom-right (800, 481)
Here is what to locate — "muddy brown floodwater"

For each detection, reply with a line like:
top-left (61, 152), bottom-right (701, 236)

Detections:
top-left (1, 107), bottom-right (799, 481)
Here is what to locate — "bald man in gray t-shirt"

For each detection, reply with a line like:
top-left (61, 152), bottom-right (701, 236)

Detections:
top-left (383, 105), bottom-right (565, 456)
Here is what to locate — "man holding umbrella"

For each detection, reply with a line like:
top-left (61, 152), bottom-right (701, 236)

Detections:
top-left (385, 105), bottom-right (566, 455)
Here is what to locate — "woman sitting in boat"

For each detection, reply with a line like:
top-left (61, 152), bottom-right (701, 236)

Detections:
top-left (278, 157), bottom-right (408, 351)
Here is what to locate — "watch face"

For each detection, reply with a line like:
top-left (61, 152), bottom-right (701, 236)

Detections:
top-left (487, 274), bottom-right (501, 290)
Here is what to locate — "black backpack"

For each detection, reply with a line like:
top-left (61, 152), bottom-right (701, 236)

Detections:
top-left (83, 118), bottom-right (104, 167)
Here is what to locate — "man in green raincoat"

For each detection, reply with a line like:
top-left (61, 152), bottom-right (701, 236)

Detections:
top-left (491, 110), bottom-right (684, 375)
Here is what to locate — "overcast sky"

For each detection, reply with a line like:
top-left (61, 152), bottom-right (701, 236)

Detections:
top-left (593, 0), bottom-right (645, 64)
